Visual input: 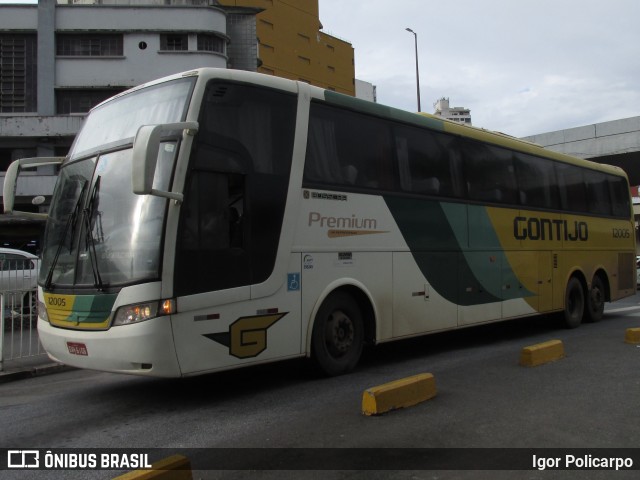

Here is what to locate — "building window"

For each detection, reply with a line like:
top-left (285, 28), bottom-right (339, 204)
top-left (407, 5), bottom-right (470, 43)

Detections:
top-left (56, 89), bottom-right (124, 114)
top-left (197, 34), bottom-right (224, 54)
top-left (56, 34), bottom-right (123, 56)
top-left (260, 19), bottom-right (274, 30)
top-left (0, 34), bottom-right (37, 113)
top-left (160, 34), bottom-right (188, 51)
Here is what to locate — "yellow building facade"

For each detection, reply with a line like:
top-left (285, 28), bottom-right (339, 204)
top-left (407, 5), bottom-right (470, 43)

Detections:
top-left (218, 0), bottom-right (355, 96)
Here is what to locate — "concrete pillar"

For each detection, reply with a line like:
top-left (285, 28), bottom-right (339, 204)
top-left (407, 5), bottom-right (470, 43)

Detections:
top-left (37, 0), bottom-right (56, 116)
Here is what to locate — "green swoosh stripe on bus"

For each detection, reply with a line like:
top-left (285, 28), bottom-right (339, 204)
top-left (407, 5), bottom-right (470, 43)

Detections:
top-left (44, 292), bottom-right (118, 329)
top-left (384, 196), bottom-right (533, 306)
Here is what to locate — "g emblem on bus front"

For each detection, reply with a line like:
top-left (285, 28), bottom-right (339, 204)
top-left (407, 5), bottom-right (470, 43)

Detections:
top-left (204, 313), bottom-right (287, 359)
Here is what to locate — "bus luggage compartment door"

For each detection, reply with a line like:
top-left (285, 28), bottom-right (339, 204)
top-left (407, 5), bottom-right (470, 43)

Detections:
top-left (392, 252), bottom-right (457, 337)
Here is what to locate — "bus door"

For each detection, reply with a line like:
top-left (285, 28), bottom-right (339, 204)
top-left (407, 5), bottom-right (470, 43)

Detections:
top-left (457, 250), bottom-right (502, 325)
top-left (392, 252), bottom-right (458, 337)
top-left (537, 251), bottom-right (554, 312)
top-left (170, 80), bottom-right (299, 375)
top-left (501, 251), bottom-right (548, 317)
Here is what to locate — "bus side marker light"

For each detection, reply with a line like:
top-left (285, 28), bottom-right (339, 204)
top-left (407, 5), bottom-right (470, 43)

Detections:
top-left (161, 299), bottom-right (176, 315)
top-left (362, 373), bottom-right (437, 416)
top-left (624, 328), bottom-right (640, 344)
top-left (113, 454), bottom-right (192, 480)
top-left (519, 339), bottom-right (565, 367)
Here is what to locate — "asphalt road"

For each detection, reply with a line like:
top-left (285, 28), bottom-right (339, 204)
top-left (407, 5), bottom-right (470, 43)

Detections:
top-left (1, 292), bottom-right (640, 480)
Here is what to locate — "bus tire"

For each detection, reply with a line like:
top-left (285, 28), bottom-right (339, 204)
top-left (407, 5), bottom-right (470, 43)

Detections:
top-left (563, 277), bottom-right (584, 329)
top-left (311, 291), bottom-right (364, 376)
top-left (584, 275), bottom-right (605, 323)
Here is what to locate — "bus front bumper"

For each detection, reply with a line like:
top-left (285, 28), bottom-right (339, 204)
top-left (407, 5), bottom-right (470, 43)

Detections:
top-left (37, 317), bottom-right (182, 377)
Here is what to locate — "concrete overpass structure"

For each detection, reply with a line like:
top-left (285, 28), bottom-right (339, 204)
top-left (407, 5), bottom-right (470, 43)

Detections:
top-left (522, 116), bottom-right (640, 251)
top-left (521, 116), bottom-right (640, 186)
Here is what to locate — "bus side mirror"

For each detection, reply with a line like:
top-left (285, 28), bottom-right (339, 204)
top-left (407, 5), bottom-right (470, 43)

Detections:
top-left (3, 157), bottom-right (64, 218)
top-left (132, 121), bottom-right (198, 203)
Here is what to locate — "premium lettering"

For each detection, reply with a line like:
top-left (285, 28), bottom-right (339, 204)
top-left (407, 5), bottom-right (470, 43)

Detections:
top-left (514, 216), bottom-right (588, 241)
top-left (308, 212), bottom-right (377, 230)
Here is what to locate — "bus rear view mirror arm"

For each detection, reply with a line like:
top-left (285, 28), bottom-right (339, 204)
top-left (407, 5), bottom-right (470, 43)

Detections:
top-left (132, 122), bottom-right (199, 203)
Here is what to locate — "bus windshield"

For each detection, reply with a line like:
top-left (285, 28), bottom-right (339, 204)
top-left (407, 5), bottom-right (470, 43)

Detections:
top-left (69, 76), bottom-right (195, 159)
top-left (39, 77), bottom-right (194, 289)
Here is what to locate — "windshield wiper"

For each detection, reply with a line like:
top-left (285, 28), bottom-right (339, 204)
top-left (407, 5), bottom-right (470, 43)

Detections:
top-left (45, 181), bottom-right (88, 290)
top-left (83, 176), bottom-right (104, 291)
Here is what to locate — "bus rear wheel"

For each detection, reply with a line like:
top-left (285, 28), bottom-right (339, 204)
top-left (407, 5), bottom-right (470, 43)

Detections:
top-left (584, 275), bottom-right (605, 323)
top-left (311, 291), bottom-right (364, 376)
top-left (563, 277), bottom-right (584, 329)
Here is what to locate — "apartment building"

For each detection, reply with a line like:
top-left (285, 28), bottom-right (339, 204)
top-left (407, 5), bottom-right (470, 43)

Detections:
top-left (433, 97), bottom-right (472, 125)
top-left (218, 0), bottom-right (355, 96)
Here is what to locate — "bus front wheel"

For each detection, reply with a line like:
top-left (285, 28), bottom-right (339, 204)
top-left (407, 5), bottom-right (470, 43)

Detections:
top-left (311, 291), bottom-right (364, 376)
top-left (563, 277), bottom-right (584, 329)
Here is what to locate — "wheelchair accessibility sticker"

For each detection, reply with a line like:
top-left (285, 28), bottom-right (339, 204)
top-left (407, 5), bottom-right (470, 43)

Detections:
top-left (287, 273), bottom-right (300, 291)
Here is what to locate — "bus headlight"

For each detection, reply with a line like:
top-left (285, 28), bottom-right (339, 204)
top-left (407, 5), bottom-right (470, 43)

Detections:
top-left (38, 300), bottom-right (49, 323)
top-left (113, 302), bottom-right (159, 326)
top-left (112, 299), bottom-right (175, 326)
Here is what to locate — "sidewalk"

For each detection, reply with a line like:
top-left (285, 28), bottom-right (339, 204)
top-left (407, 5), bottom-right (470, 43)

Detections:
top-left (0, 354), bottom-right (70, 384)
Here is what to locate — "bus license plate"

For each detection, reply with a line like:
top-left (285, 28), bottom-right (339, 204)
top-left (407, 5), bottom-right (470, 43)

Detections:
top-left (67, 342), bottom-right (88, 356)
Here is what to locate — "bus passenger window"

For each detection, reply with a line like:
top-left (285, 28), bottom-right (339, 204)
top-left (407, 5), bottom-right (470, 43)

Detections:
top-left (514, 153), bottom-right (560, 209)
top-left (304, 102), bottom-right (394, 191)
top-left (394, 125), bottom-right (457, 197)
top-left (609, 176), bottom-right (631, 218)
top-left (463, 143), bottom-right (517, 204)
top-left (556, 163), bottom-right (588, 213)
top-left (585, 170), bottom-right (612, 216)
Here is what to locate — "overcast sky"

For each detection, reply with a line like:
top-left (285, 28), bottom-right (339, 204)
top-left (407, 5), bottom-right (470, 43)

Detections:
top-left (319, 0), bottom-right (640, 138)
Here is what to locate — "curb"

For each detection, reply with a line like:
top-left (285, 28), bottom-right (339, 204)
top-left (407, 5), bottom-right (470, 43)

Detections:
top-left (519, 339), bottom-right (565, 367)
top-left (0, 363), bottom-right (72, 384)
top-left (624, 327), bottom-right (640, 344)
top-left (362, 372), bottom-right (437, 416)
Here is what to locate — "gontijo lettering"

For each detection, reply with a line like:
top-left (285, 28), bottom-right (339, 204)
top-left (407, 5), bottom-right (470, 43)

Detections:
top-left (514, 216), bottom-right (588, 241)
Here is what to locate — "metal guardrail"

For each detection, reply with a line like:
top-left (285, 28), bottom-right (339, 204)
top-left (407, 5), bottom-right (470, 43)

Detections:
top-left (1, 286), bottom-right (46, 372)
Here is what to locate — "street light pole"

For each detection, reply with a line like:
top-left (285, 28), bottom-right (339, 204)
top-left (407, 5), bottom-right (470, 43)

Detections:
top-left (405, 27), bottom-right (421, 112)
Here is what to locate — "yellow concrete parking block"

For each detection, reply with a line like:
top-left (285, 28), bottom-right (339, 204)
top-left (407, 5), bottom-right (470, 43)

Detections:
top-left (362, 372), bottom-right (437, 416)
top-left (113, 455), bottom-right (192, 480)
top-left (519, 339), bottom-right (565, 367)
top-left (625, 328), bottom-right (640, 344)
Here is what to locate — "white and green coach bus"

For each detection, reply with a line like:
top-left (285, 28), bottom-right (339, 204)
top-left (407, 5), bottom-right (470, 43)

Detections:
top-left (3, 68), bottom-right (636, 377)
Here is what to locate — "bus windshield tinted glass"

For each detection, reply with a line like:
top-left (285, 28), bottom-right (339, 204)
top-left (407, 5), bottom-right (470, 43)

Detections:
top-left (40, 144), bottom-right (175, 288)
top-left (69, 77), bottom-right (194, 158)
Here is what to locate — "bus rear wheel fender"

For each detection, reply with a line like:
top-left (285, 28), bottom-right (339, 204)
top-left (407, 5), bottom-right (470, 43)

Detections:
top-left (305, 281), bottom-right (377, 354)
top-left (563, 275), bottom-right (586, 329)
top-left (584, 272), bottom-right (608, 323)
top-left (309, 286), bottom-right (374, 376)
